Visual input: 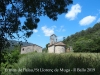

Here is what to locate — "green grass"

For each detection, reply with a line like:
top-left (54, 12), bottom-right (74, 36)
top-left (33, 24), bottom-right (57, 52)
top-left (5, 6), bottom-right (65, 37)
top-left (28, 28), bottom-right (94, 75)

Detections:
top-left (4, 53), bottom-right (100, 75)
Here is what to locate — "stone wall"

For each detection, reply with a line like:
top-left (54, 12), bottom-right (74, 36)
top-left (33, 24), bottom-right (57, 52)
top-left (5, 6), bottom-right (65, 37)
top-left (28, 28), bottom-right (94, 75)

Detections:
top-left (48, 45), bottom-right (54, 53)
top-left (21, 45), bottom-right (42, 54)
top-left (33, 45), bottom-right (42, 52)
top-left (55, 45), bottom-right (65, 53)
top-left (66, 46), bottom-right (73, 52)
top-left (48, 45), bottom-right (66, 53)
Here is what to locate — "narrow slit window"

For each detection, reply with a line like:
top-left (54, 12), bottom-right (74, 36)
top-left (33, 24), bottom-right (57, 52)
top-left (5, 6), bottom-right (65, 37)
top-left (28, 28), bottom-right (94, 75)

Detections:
top-left (22, 48), bottom-right (24, 51)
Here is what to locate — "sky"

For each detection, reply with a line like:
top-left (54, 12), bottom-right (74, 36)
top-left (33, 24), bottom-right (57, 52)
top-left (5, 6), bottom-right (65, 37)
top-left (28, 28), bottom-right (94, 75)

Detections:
top-left (12, 0), bottom-right (100, 48)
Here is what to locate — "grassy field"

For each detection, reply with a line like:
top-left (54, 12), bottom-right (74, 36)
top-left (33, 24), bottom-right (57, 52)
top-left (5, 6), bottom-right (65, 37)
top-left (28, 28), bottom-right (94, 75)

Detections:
top-left (3, 52), bottom-right (100, 75)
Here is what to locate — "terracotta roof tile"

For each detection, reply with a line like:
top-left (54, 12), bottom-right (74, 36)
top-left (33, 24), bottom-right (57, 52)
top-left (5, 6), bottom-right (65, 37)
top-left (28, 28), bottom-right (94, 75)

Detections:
top-left (48, 42), bottom-right (65, 47)
top-left (55, 42), bottom-right (65, 46)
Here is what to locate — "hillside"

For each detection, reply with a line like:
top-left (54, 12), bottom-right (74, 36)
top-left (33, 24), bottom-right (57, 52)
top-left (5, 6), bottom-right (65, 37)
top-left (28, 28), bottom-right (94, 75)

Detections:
top-left (9, 40), bottom-right (33, 46)
top-left (63, 23), bottom-right (100, 52)
top-left (8, 40), bottom-right (33, 50)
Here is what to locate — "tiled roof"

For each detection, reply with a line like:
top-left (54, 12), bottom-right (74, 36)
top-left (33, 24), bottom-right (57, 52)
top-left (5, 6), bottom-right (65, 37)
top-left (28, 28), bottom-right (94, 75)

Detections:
top-left (54, 42), bottom-right (65, 46)
top-left (48, 42), bottom-right (65, 47)
top-left (21, 44), bottom-right (42, 48)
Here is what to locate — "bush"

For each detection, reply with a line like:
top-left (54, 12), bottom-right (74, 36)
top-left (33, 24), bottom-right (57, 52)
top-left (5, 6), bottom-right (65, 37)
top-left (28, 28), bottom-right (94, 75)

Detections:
top-left (1, 46), bottom-right (20, 75)
top-left (4, 53), bottom-right (100, 75)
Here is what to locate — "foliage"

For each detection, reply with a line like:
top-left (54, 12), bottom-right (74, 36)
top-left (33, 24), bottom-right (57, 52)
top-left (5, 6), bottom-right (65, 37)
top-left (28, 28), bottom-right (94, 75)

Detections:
top-left (1, 45), bottom-right (20, 75)
top-left (63, 23), bottom-right (100, 52)
top-left (42, 48), bottom-right (48, 53)
top-left (1, 45), bottom-right (20, 63)
top-left (0, 0), bottom-right (73, 50)
top-left (5, 53), bottom-right (100, 75)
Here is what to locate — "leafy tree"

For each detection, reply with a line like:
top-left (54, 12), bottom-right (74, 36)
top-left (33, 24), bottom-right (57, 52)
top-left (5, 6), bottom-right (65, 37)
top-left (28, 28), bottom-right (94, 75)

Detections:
top-left (63, 23), bottom-right (100, 52)
top-left (46, 43), bottom-right (49, 49)
top-left (92, 37), bottom-right (100, 52)
top-left (1, 46), bottom-right (20, 75)
top-left (1, 45), bottom-right (20, 63)
top-left (42, 48), bottom-right (48, 53)
top-left (0, 0), bottom-right (73, 50)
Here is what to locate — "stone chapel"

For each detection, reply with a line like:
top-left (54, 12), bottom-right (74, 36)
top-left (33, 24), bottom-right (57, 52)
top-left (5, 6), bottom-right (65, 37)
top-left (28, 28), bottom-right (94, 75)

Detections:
top-left (48, 34), bottom-right (66, 53)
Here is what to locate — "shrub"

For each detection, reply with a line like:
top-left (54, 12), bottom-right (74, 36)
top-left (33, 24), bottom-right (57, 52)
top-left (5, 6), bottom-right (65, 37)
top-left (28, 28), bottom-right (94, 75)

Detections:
top-left (5, 53), bottom-right (100, 75)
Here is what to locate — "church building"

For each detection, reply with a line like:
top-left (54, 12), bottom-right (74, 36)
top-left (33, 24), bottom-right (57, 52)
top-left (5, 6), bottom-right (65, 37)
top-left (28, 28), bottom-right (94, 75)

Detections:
top-left (21, 44), bottom-right (42, 54)
top-left (48, 34), bottom-right (66, 53)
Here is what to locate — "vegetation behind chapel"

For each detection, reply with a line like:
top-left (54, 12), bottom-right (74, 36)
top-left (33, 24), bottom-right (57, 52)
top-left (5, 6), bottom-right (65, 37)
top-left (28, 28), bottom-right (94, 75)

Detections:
top-left (63, 23), bottom-right (100, 52)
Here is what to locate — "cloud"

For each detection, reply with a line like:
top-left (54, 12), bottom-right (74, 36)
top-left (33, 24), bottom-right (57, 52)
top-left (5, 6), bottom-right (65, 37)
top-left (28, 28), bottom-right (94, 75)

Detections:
top-left (41, 26), bottom-right (54, 36)
top-left (97, 18), bottom-right (100, 23)
top-left (56, 26), bottom-right (66, 32)
top-left (65, 4), bottom-right (81, 20)
top-left (79, 15), bottom-right (96, 26)
top-left (33, 29), bottom-right (38, 33)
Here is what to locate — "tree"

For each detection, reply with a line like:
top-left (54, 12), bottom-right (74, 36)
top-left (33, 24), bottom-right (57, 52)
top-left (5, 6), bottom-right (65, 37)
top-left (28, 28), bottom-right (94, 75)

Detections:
top-left (1, 46), bottom-right (20, 75)
top-left (46, 43), bottom-right (49, 49)
top-left (0, 0), bottom-right (73, 50)
top-left (42, 48), bottom-right (48, 53)
top-left (1, 45), bottom-right (20, 63)
top-left (63, 23), bottom-right (100, 52)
